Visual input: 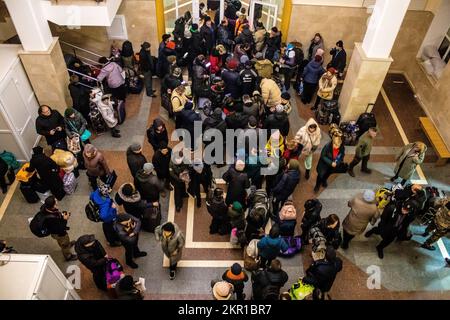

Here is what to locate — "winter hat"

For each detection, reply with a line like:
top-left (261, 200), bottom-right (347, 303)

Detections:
top-left (288, 159), bottom-right (300, 171)
top-left (118, 275), bottom-right (135, 291)
top-left (143, 163), bottom-right (155, 174)
top-left (213, 281), bottom-right (233, 300)
top-left (216, 44), bottom-right (227, 55)
top-left (281, 92), bottom-right (291, 101)
top-left (64, 108), bottom-right (76, 117)
top-left (235, 159), bottom-right (245, 172)
top-left (227, 58), bottom-right (239, 70)
top-left (287, 43), bottom-right (295, 51)
top-left (122, 183), bottom-right (135, 197)
top-left (240, 55), bottom-right (249, 65)
top-left (275, 104), bottom-right (285, 113)
top-left (363, 190), bottom-right (376, 203)
top-left (130, 143), bottom-right (142, 153)
top-left (190, 23), bottom-right (199, 32)
top-left (255, 52), bottom-right (264, 60)
top-left (248, 116), bottom-right (257, 129)
top-left (232, 201), bottom-right (243, 213)
top-left (172, 67), bottom-right (182, 78)
top-left (231, 263), bottom-right (242, 275)
top-left (33, 146), bottom-right (44, 155)
top-left (141, 42), bottom-right (151, 50)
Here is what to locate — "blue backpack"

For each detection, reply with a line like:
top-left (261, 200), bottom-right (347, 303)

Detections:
top-left (279, 236), bottom-right (302, 257)
top-left (0, 151), bottom-right (20, 170)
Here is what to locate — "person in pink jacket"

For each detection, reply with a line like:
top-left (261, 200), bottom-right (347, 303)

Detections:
top-left (97, 57), bottom-right (127, 100)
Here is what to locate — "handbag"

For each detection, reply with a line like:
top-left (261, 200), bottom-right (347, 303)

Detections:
top-left (66, 134), bottom-right (81, 154)
top-left (80, 129), bottom-right (92, 142)
top-left (106, 170), bottom-right (117, 187)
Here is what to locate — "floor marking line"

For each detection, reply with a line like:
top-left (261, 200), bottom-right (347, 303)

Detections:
top-left (0, 180), bottom-right (18, 222)
top-left (163, 259), bottom-right (245, 268)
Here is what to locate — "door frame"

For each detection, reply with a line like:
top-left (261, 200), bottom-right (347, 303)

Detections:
top-left (248, 0), bottom-right (278, 32)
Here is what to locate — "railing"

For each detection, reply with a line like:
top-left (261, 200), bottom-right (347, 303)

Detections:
top-left (60, 40), bottom-right (106, 72)
top-left (67, 68), bottom-right (104, 92)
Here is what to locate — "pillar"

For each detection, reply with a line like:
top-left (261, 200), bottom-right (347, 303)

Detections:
top-left (155, 0), bottom-right (166, 41)
top-left (281, 0), bottom-right (292, 43)
top-left (4, 0), bottom-right (71, 112)
top-left (339, 0), bottom-right (411, 121)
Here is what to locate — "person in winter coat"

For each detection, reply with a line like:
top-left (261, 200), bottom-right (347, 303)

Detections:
top-left (254, 52), bottom-right (273, 79)
top-left (234, 14), bottom-right (248, 38)
top-left (228, 201), bottom-right (246, 232)
top-left (40, 195), bottom-right (77, 261)
top-left (115, 183), bottom-right (145, 220)
top-left (251, 259), bottom-right (289, 300)
top-left (114, 213), bottom-right (146, 268)
top-left (188, 159), bottom-right (212, 208)
top-left (91, 182), bottom-right (121, 246)
top-left (207, 188), bottom-right (231, 235)
top-left (126, 143), bottom-right (147, 179)
top-left (200, 16), bottom-right (216, 56)
top-left (217, 19), bottom-right (234, 51)
top-left (242, 95), bottom-right (259, 120)
top-left (254, 22), bottom-right (267, 53)
top-left (272, 159), bottom-right (301, 216)
top-left (171, 85), bottom-right (189, 124)
top-left (365, 200), bottom-right (419, 259)
top-left (178, 102), bottom-right (202, 150)
top-left (314, 135), bottom-right (347, 193)
top-left (97, 57), bottom-right (127, 100)
top-left (312, 67), bottom-right (338, 111)
top-left (170, 152), bottom-right (190, 212)
top-left (394, 184), bottom-right (428, 211)
top-left (68, 75), bottom-right (91, 121)
top-left (91, 93), bottom-right (121, 138)
top-left (264, 105), bottom-right (290, 137)
top-left (348, 127), bottom-right (378, 177)
top-left (115, 275), bottom-right (145, 300)
top-left (135, 163), bottom-right (164, 203)
top-left (138, 42), bottom-right (156, 97)
top-left (222, 263), bottom-right (248, 300)
top-left (64, 107), bottom-right (88, 140)
top-left (209, 47), bottom-right (223, 76)
top-left (265, 27), bottom-right (281, 61)
top-left (257, 224), bottom-right (288, 268)
top-left (342, 190), bottom-right (379, 249)
top-left (147, 118), bottom-right (169, 152)
top-left (235, 24), bottom-right (254, 47)
top-left (152, 141), bottom-right (173, 190)
top-left (328, 40), bottom-right (347, 78)
top-left (421, 197), bottom-right (450, 251)
top-left (301, 199), bottom-right (323, 242)
top-left (303, 246), bottom-right (342, 300)
top-left (36, 105), bottom-right (66, 149)
top-left (162, 67), bottom-right (183, 96)
top-left (260, 78), bottom-right (281, 109)
top-left (83, 144), bottom-right (111, 191)
top-left (294, 118), bottom-right (321, 180)
top-left (222, 59), bottom-right (241, 99)
top-left (307, 33), bottom-right (325, 61)
top-left (279, 43), bottom-right (297, 90)
top-left (157, 34), bottom-right (172, 77)
top-left (155, 222), bottom-right (185, 280)
top-left (311, 214), bottom-right (342, 250)
top-left (75, 234), bottom-right (108, 291)
top-left (222, 160), bottom-right (250, 207)
top-left (391, 142), bottom-right (427, 185)
top-left (239, 60), bottom-right (258, 96)
top-left (203, 108), bottom-right (227, 144)
top-left (301, 55), bottom-right (326, 104)
top-left (192, 55), bottom-right (210, 98)
top-left (28, 146), bottom-right (66, 200)
top-left (121, 40), bottom-right (135, 69)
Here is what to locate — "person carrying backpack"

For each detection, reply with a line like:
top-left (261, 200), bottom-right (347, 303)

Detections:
top-left (31, 195), bottom-right (77, 261)
top-left (222, 263), bottom-right (249, 300)
top-left (257, 224), bottom-right (288, 268)
top-left (251, 259), bottom-right (288, 300)
top-left (206, 188), bottom-right (231, 235)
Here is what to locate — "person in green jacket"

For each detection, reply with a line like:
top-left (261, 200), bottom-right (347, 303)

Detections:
top-left (348, 127), bottom-right (378, 177)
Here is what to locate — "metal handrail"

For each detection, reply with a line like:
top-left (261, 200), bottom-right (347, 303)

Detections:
top-left (60, 40), bottom-right (105, 59)
top-left (67, 68), bottom-right (103, 91)
top-left (70, 54), bottom-right (103, 70)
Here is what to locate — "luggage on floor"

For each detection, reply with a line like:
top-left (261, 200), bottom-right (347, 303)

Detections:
top-left (141, 203), bottom-right (161, 232)
top-left (161, 92), bottom-right (174, 118)
top-left (309, 226), bottom-right (327, 253)
top-left (16, 163), bottom-right (35, 183)
top-left (20, 182), bottom-right (39, 203)
top-left (114, 100), bottom-right (126, 125)
top-left (279, 201), bottom-right (297, 237)
top-left (243, 239), bottom-right (260, 271)
top-left (248, 188), bottom-right (271, 222)
top-left (0, 150), bottom-right (20, 170)
top-left (63, 172), bottom-right (77, 195)
top-left (29, 211), bottom-right (50, 238)
top-left (315, 100), bottom-right (340, 125)
top-left (85, 200), bottom-right (101, 222)
top-left (89, 102), bottom-right (108, 134)
top-left (340, 122), bottom-right (360, 146)
top-left (125, 67), bottom-right (143, 94)
top-left (356, 110), bottom-right (377, 138)
top-left (105, 258), bottom-right (124, 287)
top-left (279, 235), bottom-right (302, 257)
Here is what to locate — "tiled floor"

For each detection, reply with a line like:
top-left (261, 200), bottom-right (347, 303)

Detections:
top-left (0, 76), bottom-right (449, 300)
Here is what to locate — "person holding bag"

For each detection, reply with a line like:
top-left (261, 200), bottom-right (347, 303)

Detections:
top-left (90, 90), bottom-right (121, 138)
top-left (64, 107), bottom-right (91, 157)
top-left (311, 68), bottom-right (338, 111)
top-left (295, 118), bottom-right (322, 180)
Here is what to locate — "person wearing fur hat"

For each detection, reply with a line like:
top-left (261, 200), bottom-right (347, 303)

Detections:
top-left (170, 151), bottom-right (191, 212)
top-left (294, 118), bottom-right (321, 180)
top-left (126, 143), bottom-right (147, 179)
top-left (272, 159), bottom-right (301, 217)
top-left (152, 141), bottom-right (173, 191)
top-left (115, 183), bottom-right (144, 220)
top-left (342, 190), bottom-right (380, 249)
top-left (135, 162), bottom-right (164, 203)
top-left (222, 160), bottom-right (250, 207)
top-left (348, 127), bottom-right (378, 177)
top-left (155, 222), bottom-right (185, 280)
top-left (114, 213), bottom-right (146, 268)
top-left (314, 134), bottom-right (347, 193)
top-left (391, 141), bottom-right (427, 186)
top-left (311, 67), bottom-right (338, 111)
top-left (83, 144), bottom-right (111, 191)
top-left (222, 263), bottom-right (249, 300)
top-left (188, 159), bottom-right (213, 208)
top-left (211, 280), bottom-right (235, 300)
top-left (301, 55), bottom-right (325, 105)
top-left (206, 188), bottom-right (231, 235)
top-left (28, 146), bottom-right (66, 200)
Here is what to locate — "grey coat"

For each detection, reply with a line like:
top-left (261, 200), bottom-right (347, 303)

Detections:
top-left (155, 222), bottom-right (185, 265)
top-left (394, 143), bottom-right (427, 180)
top-left (342, 193), bottom-right (380, 236)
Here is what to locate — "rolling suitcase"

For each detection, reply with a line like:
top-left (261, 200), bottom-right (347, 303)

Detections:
top-left (142, 203), bottom-right (161, 232)
top-left (356, 104), bottom-right (377, 137)
top-left (20, 182), bottom-right (39, 203)
top-left (114, 100), bottom-right (126, 125)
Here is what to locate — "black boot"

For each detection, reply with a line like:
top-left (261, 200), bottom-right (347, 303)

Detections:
top-left (305, 169), bottom-right (310, 180)
top-left (376, 246), bottom-right (384, 259)
top-left (348, 167), bottom-right (355, 177)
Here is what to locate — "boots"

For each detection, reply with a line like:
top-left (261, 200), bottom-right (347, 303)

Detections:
top-left (348, 167), bottom-right (355, 177)
top-left (111, 127), bottom-right (121, 138)
top-left (305, 169), bottom-right (310, 180)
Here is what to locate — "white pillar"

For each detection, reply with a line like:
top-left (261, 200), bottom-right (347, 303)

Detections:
top-left (220, 0), bottom-right (225, 22)
top-left (4, 0), bottom-right (53, 52)
top-left (192, 0), bottom-right (200, 24)
top-left (362, 0), bottom-right (411, 59)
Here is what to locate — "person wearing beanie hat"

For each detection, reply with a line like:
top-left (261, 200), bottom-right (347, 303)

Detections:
top-left (126, 143), bottom-right (147, 178)
top-left (188, 158), bottom-right (212, 208)
top-left (342, 190), bottom-right (379, 249)
top-left (64, 107), bottom-right (88, 140)
top-left (155, 222), bottom-right (185, 280)
top-left (211, 280), bottom-right (234, 300)
top-left (135, 161), bottom-right (164, 203)
top-left (114, 212), bottom-right (146, 268)
top-left (139, 39), bottom-right (157, 98)
top-left (115, 183), bottom-right (144, 220)
top-left (222, 162), bottom-right (250, 207)
top-left (271, 158), bottom-right (301, 216)
top-left (227, 200), bottom-right (246, 237)
top-left (312, 66), bottom-right (338, 111)
top-left (348, 127), bottom-right (378, 178)
top-left (328, 40), bottom-right (347, 78)
top-left (221, 263), bottom-right (249, 300)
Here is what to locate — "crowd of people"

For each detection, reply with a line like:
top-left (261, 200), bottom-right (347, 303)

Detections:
top-left (1, 0), bottom-right (448, 301)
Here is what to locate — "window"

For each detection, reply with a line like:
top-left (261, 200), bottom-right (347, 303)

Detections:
top-left (438, 26), bottom-right (450, 64)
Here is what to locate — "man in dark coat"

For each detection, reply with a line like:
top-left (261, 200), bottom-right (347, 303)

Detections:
top-left (272, 159), bottom-right (301, 217)
top-left (35, 105), bottom-right (66, 148)
top-left (221, 59), bottom-right (241, 99)
top-left (222, 160), bottom-right (250, 207)
top-left (188, 160), bottom-right (213, 208)
top-left (365, 200), bottom-right (418, 259)
top-left (235, 24), bottom-right (254, 47)
top-left (157, 34), bottom-right (172, 78)
top-left (328, 41), bottom-right (347, 78)
top-left (200, 16), bottom-right (216, 56)
top-left (75, 234), bottom-right (108, 291)
top-left (206, 188), bottom-right (231, 235)
top-left (134, 163), bottom-right (164, 203)
top-left (126, 143), bottom-right (147, 178)
top-left (114, 213), bottom-right (146, 269)
top-left (192, 55), bottom-right (210, 98)
top-left (303, 246), bottom-right (343, 300)
top-left (147, 118), bottom-right (169, 152)
top-left (264, 106), bottom-right (290, 137)
top-left (239, 61), bottom-right (258, 96)
top-left (68, 75), bottom-right (91, 121)
top-left (216, 19), bottom-right (234, 51)
top-left (152, 141), bottom-right (173, 190)
top-left (186, 24), bottom-right (205, 77)
top-left (28, 146), bottom-right (65, 200)
top-left (314, 137), bottom-right (347, 193)
top-left (139, 42), bottom-right (156, 97)
top-left (251, 259), bottom-right (289, 300)
top-left (178, 102), bottom-right (202, 150)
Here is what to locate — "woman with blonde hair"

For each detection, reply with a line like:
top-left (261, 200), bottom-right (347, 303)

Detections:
top-left (391, 141), bottom-right (427, 185)
top-left (295, 118), bottom-right (322, 180)
top-left (311, 67), bottom-right (338, 111)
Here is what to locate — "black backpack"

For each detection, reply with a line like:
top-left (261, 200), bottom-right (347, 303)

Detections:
top-left (261, 284), bottom-right (280, 300)
top-left (85, 200), bottom-right (101, 222)
top-left (29, 211), bottom-right (51, 238)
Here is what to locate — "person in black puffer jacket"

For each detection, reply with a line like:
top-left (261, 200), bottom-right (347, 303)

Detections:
top-left (152, 141), bottom-right (173, 190)
top-left (311, 214), bottom-right (342, 249)
top-left (178, 101), bottom-right (202, 150)
top-left (192, 55), bottom-right (210, 98)
top-left (134, 163), bottom-right (164, 203)
top-left (35, 105), bottom-right (66, 149)
top-left (206, 188), bottom-right (231, 235)
top-left (126, 143), bottom-right (147, 179)
top-left (251, 259), bottom-right (289, 300)
top-left (221, 58), bottom-right (241, 99)
top-left (271, 159), bottom-right (301, 217)
top-left (147, 118), bottom-right (169, 152)
top-left (115, 183), bottom-right (145, 220)
top-left (222, 160), bottom-right (250, 207)
top-left (188, 159), bottom-right (213, 208)
top-left (301, 199), bottom-right (322, 242)
top-left (75, 234), bottom-right (108, 291)
top-left (264, 105), bottom-right (290, 137)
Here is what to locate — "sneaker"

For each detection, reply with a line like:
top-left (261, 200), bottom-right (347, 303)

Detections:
top-left (169, 270), bottom-right (176, 280)
top-left (305, 170), bottom-right (310, 180)
top-left (127, 261), bottom-right (139, 269)
top-left (376, 247), bottom-right (384, 259)
top-left (421, 243), bottom-right (436, 251)
top-left (348, 168), bottom-right (355, 177)
top-left (65, 254), bottom-right (78, 262)
top-left (136, 251), bottom-right (147, 258)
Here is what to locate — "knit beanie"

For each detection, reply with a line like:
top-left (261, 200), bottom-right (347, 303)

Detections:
top-left (232, 201), bottom-right (243, 213)
top-left (64, 108), bottom-right (76, 117)
top-left (231, 263), bottom-right (242, 275)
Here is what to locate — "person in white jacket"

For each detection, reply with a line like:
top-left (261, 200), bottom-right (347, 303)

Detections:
top-left (295, 118), bottom-right (322, 180)
top-left (90, 89), bottom-right (121, 138)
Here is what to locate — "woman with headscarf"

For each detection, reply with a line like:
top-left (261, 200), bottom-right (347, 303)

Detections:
top-left (294, 118), bottom-right (322, 180)
top-left (35, 105), bottom-right (66, 149)
top-left (391, 142), bottom-right (427, 186)
top-left (147, 118), bottom-right (169, 152)
top-left (308, 33), bottom-right (325, 61)
top-left (64, 107), bottom-right (89, 141)
top-left (121, 40), bottom-right (135, 69)
top-left (312, 67), bottom-right (338, 111)
top-left (83, 144), bottom-right (111, 190)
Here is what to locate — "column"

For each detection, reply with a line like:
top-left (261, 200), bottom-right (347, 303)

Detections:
top-left (339, 0), bottom-right (411, 121)
top-left (192, 0), bottom-right (200, 24)
top-left (4, 0), bottom-right (71, 112)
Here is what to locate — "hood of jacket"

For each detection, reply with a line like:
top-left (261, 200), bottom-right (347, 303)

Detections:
top-left (308, 61), bottom-right (323, 71)
top-left (152, 118), bottom-right (165, 130)
top-left (135, 169), bottom-right (154, 183)
top-left (74, 235), bottom-right (97, 255)
top-left (160, 221), bottom-right (182, 240)
top-left (117, 183), bottom-right (141, 203)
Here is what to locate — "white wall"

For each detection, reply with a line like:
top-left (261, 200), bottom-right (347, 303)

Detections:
top-left (418, 0), bottom-right (450, 55)
top-left (291, 0), bottom-right (428, 10)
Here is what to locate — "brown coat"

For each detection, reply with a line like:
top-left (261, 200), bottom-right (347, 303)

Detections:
top-left (83, 149), bottom-right (110, 177)
top-left (260, 78), bottom-right (281, 108)
top-left (343, 193), bottom-right (380, 236)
